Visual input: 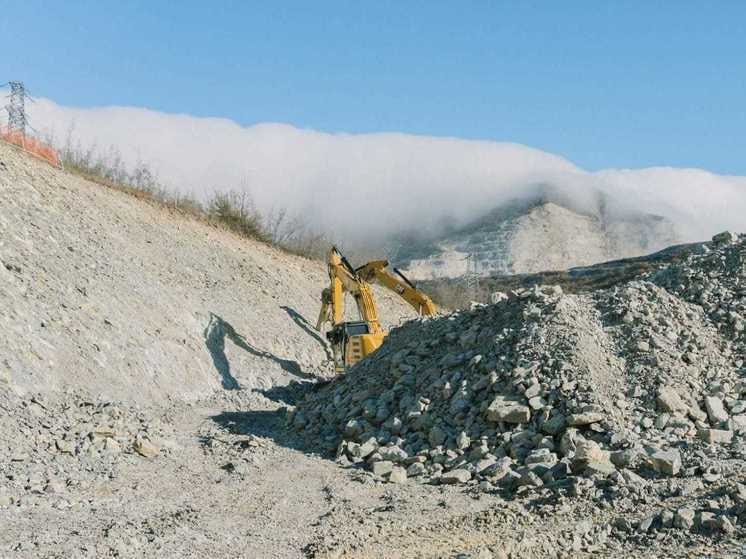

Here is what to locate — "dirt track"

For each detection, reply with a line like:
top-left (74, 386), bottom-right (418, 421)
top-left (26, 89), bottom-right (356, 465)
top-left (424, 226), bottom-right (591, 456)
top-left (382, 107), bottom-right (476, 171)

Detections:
top-left (4, 385), bottom-right (740, 558)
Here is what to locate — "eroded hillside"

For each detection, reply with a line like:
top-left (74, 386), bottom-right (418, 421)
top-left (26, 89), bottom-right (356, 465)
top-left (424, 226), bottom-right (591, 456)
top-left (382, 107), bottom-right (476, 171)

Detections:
top-left (0, 142), bottom-right (412, 402)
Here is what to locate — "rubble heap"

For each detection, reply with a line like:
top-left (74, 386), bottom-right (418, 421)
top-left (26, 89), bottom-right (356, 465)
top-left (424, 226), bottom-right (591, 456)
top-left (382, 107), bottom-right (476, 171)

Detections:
top-left (293, 233), bottom-right (746, 504)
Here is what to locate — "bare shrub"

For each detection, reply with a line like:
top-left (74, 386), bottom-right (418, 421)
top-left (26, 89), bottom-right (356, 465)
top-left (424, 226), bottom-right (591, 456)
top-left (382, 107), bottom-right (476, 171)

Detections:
top-left (206, 190), bottom-right (266, 241)
top-left (263, 208), bottom-right (329, 259)
top-left (52, 131), bottom-right (324, 256)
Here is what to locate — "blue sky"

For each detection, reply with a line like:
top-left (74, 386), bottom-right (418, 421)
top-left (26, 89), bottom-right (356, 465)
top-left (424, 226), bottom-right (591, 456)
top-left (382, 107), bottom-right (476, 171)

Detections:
top-left (2, 1), bottom-right (745, 173)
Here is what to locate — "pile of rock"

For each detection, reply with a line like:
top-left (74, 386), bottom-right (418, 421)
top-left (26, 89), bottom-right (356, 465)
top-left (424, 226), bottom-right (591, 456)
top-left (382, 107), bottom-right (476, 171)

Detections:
top-left (653, 230), bottom-right (746, 344)
top-left (0, 389), bottom-right (171, 507)
top-left (293, 233), bottom-right (746, 498)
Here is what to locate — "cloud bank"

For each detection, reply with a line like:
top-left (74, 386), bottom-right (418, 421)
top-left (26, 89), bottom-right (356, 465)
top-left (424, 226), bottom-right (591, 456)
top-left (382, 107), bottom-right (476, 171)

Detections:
top-left (25, 96), bottom-right (746, 245)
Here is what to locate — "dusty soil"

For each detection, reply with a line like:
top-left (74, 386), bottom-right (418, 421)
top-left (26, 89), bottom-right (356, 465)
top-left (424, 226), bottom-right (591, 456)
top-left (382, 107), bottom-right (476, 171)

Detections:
top-left (3, 386), bottom-right (742, 558)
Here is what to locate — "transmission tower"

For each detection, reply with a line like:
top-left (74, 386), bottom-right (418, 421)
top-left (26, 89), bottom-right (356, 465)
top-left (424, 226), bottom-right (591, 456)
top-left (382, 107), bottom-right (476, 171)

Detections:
top-left (5, 81), bottom-right (28, 136)
top-left (383, 238), bottom-right (403, 264)
top-left (464, 253), bottom-right (480, 302)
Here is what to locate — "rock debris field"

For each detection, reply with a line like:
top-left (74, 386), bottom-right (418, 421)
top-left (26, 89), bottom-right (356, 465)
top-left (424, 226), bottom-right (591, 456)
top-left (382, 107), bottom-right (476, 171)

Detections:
top-left (295, 231), bottom-right (746, 555)
top-left (1, 141), bottom-right (746, 557)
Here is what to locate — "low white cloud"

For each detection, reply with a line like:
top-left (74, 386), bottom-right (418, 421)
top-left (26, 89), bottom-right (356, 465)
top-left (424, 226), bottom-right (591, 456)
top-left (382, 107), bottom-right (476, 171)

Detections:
top-left (25, 95), bottom-right (746, 246)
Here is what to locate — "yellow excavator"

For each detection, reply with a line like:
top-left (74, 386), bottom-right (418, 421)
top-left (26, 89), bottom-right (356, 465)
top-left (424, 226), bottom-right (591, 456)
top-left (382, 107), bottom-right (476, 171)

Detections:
top-left (315, 246), bottom-right (437, 371)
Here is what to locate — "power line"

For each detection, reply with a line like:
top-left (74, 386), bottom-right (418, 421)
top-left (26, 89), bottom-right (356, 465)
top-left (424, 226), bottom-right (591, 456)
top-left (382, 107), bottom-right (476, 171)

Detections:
top-left (463, 252), bottom-right (479, 302)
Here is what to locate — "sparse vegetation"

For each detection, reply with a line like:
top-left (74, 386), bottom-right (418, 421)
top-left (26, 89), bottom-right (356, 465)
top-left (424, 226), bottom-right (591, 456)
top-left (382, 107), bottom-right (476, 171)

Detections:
top-left (205, 190), bottom-right (266, 241)
top-left (55, 136), bottom-right (327, 258)
top-left (262, 207), bottom-right (329, 260)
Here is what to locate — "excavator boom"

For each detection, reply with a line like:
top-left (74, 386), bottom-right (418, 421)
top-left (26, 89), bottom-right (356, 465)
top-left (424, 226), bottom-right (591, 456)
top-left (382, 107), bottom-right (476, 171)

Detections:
top-left (315, 247), bottom-right (385, 371)
top-left (356, 260), bottom-right (437, 317)
top-left (316, 247), bottom-right (438, 372)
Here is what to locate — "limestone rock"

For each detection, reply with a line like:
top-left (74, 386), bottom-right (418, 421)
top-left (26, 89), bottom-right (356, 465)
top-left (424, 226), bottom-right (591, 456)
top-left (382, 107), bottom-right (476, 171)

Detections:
top-left (649, 449), bottom-right (681, 476)
top-left (657, 386), bottom-right (687, 414)
top-left (371, 461), bottom-right (394, 476)
top-left (697, 429), bottom-right (733, 444)
top-left (388, 467), bottom-right (407, 484)
top-left (704, 396), bottom-right (729, 424)
top-left (440, 469), bottom-right (472, 484)
top-left (567, 412), bottom-right (604, 426)
top-left (134, 438), bottom-right (160, 459)
top-left (673, 508), bottom-right (695, 530)
top-left (486, 397), bottom-right (530, 424)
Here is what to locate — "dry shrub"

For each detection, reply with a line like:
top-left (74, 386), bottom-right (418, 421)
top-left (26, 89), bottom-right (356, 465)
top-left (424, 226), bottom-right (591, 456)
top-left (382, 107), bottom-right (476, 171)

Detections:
top-left (55, 134), bottom-right (324, 250)
top-left (206, 190), bottom-right (266, 241)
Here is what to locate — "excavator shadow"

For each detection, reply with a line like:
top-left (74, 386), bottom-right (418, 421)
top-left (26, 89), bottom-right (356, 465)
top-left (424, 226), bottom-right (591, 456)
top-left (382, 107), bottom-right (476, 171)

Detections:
top-left (280, 305), bottom-right (334, 362)
top-left (205, 407), bottom-right (327, 455)
top-left (208, 410), bottom-right (278, 439)
top-left (204, 313), bottom-right (316, 390)
top-left (257, 380), bottom-right (314, 406)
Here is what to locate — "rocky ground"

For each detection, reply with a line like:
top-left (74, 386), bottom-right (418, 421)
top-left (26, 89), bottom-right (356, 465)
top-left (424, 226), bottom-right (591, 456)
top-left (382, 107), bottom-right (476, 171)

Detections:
top-left (420, 240), bottom-right (706, 308)
top-left (2, 141), bottom-right (745, 557)
top-left (296, 231), bottom-right (746, 557)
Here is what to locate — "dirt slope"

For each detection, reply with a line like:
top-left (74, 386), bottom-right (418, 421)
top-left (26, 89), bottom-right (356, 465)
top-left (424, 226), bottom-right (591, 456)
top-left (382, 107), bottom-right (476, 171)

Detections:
top-left (0, 141), bottom-right (412, 403)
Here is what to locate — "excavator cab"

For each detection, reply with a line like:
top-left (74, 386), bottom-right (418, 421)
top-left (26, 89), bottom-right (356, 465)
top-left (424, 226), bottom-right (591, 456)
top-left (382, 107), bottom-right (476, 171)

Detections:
top-left (317, 275), bottom-right (385, 371)
top-left (326, 320), bottom-right (383, 371)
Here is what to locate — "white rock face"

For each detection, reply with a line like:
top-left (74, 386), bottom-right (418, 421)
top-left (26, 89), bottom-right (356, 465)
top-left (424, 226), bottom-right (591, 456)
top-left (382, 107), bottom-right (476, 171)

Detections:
top-left (397, 199), bottom-right (681, 280)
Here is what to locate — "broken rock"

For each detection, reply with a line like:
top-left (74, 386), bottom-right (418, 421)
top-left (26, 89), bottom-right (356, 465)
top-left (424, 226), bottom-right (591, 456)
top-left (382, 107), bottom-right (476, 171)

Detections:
top-left (440, 469), bottom-right (472, 484)
top-left (697, 429), bottom-right (733, 444)
top-left (567, 412), bottom-right (604, 426)
top-left (486, 397), bottom-right (530, 424)
top-left (371, 461), bottom-right (394, 476)
top-left (657, 386), bottom-right (688, 414)
top-left (649, 449), bottom-right (681, 476)
top-left (704, 396), bottom-right (729, 424)
top-left (388, 467), bottom-right (407, 484)
top-left (134, 438), bottom-right (160, 459)
top-left (674, 508), bottom-right (695, 530)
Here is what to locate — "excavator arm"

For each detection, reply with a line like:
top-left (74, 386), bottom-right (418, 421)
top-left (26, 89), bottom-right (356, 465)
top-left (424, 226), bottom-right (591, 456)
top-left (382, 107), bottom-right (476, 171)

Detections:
top-left (316, 247), bottom-right (383, 334)
top-left (356, 260), bottom-right (438, 316)
top-left (316, 247), bottom-right (437, 372)
top-left (315, 247), bottom-right (385, 371)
